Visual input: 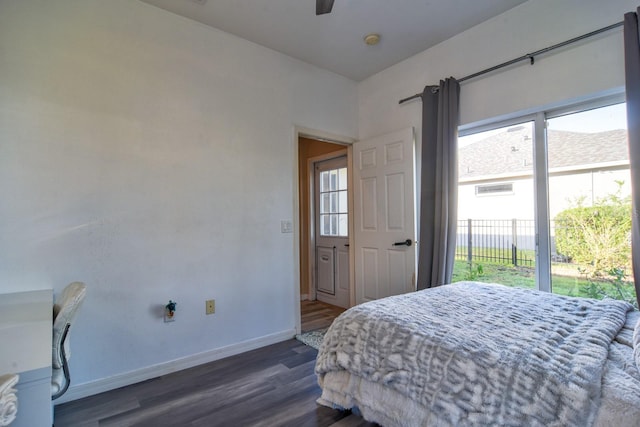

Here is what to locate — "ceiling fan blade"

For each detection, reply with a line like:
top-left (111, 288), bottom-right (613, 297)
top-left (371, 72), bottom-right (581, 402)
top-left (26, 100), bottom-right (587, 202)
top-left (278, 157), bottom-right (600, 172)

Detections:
top-left (316, 0), bottom-right (334, 15)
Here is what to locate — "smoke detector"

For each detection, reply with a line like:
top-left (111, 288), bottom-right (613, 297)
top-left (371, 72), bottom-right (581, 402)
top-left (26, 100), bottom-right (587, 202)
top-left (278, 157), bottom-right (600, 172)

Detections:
top-left (364, 33), bottom-right (380, 46)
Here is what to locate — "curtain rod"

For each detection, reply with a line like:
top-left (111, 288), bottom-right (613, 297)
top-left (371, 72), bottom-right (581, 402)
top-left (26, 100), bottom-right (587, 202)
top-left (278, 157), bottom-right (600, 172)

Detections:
top-left (398, 21), bottom-right (624, 105)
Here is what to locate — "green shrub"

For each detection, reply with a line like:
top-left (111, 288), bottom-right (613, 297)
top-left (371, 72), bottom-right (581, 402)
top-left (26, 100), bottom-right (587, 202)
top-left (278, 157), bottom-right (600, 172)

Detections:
top-left (554, 202), bottom-right (631, 277)
top-left (581, 267), bottom-right (638, 310)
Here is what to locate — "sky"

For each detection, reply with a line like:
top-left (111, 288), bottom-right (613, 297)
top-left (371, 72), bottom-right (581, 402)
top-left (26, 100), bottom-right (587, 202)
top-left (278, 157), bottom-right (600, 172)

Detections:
top-left (547, 102), bottom-right (627, 132)
top-left (459, 102), bottom-right (627, 147)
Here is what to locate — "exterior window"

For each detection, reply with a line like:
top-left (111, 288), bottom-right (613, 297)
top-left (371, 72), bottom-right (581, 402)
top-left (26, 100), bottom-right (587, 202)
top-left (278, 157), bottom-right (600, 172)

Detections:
top-left (319, 167), bottom-right (348, 236)
top-left (475, 183), bottom-right (513, 196)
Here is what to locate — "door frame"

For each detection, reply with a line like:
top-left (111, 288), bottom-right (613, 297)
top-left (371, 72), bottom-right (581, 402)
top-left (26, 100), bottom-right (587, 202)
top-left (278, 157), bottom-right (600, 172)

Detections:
top-left (292, 126), bottom-right (355, 335)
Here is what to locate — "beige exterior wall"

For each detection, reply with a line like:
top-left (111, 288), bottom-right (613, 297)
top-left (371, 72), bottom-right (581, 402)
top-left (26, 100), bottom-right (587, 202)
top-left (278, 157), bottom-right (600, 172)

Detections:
top-left (458, 167), bottom-right (631, 222)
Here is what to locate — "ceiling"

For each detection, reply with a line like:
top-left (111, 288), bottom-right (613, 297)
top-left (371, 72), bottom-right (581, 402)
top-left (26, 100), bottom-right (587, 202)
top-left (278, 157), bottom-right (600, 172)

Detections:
top-left (140, 0), bottom-right (529, 81)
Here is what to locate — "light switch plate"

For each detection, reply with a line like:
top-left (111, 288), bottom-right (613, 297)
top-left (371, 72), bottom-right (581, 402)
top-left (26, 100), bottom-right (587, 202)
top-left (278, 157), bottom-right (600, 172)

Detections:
top-left (281, 220), bottom-right (293, 233)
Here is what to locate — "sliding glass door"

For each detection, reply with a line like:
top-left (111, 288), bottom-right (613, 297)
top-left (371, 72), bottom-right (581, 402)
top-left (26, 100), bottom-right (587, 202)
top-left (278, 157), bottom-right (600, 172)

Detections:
top-left (454, 98), bottom-right (637, 307)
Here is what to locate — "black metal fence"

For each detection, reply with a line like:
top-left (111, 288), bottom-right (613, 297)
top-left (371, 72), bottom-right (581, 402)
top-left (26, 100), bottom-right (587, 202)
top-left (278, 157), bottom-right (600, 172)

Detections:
top-left (455, 219), bottom-right (536, 267)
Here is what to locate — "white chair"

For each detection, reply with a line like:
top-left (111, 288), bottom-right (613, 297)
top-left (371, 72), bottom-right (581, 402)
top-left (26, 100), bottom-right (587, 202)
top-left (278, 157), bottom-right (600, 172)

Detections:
top-left (51, 282), bottom-right (87, 400)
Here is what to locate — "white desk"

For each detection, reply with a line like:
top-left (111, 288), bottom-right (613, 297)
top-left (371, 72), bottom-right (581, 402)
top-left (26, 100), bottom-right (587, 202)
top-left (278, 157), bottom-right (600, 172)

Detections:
top-left (0, 289), bottom-right (52, 427)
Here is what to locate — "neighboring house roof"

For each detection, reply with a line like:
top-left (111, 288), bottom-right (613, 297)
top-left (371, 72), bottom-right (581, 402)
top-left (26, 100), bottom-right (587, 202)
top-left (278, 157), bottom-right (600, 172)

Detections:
top-left (459, 127), bottom-right (628, 181)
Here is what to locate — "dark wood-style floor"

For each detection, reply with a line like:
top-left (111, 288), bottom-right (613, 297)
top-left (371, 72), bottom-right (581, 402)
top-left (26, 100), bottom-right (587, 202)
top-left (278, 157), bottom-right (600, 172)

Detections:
top-left (54, 300), bottom-right (373, 427)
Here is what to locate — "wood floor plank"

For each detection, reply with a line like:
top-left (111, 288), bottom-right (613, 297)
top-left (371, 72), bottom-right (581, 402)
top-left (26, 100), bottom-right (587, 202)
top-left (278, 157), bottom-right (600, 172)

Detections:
top-left (269, 358), bottom-right (317, 388)
top-left (101, 376), bottom-right (278, 427)
top-left (105, 355), bottom-right (302, 426)
top-left (280, 346), bottom-right (319, 369)
top-left (137, 351), bottom-right (294, 407)
top-left (301, 300), bottom-right (346, 332)
top-left (189, 372), bottom-right (325, 427)
top-left (251, 381), bottom-right (342, 427)
top-left (54, 392), bottom-right (140, 426)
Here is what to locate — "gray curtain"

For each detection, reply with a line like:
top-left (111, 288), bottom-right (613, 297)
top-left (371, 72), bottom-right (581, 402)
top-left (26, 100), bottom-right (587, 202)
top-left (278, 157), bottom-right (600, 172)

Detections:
top-left (417, 78), bottom-right (460, 289)
top-left (624, 8), bottom-right (640, 307)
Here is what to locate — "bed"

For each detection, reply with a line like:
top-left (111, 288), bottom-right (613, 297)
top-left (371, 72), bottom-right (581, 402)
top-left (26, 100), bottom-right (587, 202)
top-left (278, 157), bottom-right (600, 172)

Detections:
top-left (315, 281), bottom-right (640, 427)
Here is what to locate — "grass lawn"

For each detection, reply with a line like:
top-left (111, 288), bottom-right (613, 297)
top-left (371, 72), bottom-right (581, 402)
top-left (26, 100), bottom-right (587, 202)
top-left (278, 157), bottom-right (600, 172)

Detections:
top-left (451, 259), bottom-right (638, 307)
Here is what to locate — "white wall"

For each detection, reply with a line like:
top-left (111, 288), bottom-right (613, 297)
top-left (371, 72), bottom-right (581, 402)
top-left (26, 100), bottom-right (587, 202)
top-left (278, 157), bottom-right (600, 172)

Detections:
top-left (0, 0), bottom-right (357, 398)
top-left (358, 0), bottom-right (637, 142)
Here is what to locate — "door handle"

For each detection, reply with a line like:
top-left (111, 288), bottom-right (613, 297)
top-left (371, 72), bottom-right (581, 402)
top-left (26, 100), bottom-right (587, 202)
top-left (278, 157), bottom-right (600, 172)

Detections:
top-left (393, 239), bottom-right (413, 247)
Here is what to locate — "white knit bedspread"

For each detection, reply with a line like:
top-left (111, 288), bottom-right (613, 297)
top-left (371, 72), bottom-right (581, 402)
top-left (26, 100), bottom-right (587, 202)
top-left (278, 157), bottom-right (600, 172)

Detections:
top-left (315, 282), bottom-right (635, 427)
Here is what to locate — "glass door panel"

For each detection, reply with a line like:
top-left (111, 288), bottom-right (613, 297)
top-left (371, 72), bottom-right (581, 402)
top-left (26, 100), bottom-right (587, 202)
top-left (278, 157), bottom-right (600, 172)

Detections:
top-left (319, 166), bottom-right (348, 237)
top-left (454, 121), bottom-right (536, 289)
top-left (546, 103), bottom-right (636, 306)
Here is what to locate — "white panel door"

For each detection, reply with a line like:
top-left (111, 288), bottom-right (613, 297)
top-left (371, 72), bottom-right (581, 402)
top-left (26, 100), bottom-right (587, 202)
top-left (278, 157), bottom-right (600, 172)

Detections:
top-left (354, 128), bottom-right (416, 303)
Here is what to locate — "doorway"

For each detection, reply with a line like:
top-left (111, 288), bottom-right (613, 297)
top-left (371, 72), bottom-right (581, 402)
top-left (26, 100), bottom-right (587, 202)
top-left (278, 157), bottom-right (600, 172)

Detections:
top-left (295, 128), bottom-right (416, 332)
top-left (297, 136), bottom-right (349, 316)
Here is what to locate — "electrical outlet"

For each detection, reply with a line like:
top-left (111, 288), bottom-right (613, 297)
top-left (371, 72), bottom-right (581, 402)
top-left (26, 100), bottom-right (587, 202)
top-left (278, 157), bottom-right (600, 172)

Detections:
top-left (206, 299), bottom-right (215, 315)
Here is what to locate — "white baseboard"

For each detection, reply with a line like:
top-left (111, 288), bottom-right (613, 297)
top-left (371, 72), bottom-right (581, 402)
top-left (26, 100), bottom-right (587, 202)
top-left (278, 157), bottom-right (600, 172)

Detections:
top-left (300, 294), bottom-right (309, 301)
top-left (54, 328), bottom-right (297, 405)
